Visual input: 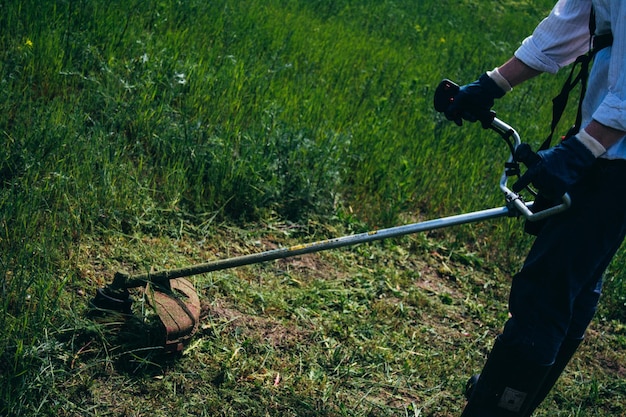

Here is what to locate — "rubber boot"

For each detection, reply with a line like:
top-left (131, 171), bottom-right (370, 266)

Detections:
top-left (520, 337), bottom-right (583, 417)
top-left (461, 337), bottom-right (552, 417)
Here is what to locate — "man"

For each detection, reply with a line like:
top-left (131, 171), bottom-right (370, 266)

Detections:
top-left (442, 1), bottom-right (626, 416)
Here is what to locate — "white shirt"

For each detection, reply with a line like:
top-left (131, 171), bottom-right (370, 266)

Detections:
top-left (514, 0), bottom-right (626, 159)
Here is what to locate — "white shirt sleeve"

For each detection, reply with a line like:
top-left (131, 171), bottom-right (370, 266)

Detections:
top-left (514, 0), bottom-right (592, 74)
top-left (514, 0), bottom-right (626, 141)
top-left (592, 1), bottom-right (626, 132)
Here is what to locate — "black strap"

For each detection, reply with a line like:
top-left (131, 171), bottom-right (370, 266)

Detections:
top-left (539, 54), bottom-right (591, 151)
top-left (539, 8), bottom-right (612, 151)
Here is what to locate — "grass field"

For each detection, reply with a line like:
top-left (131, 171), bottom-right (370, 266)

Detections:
top-left (2, 0), bottom-right (625, 416)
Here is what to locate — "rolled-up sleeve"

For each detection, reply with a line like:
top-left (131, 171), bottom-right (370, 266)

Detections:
top-left (514, 0), bottom-right (592, 73)
top-left (592, 2), bottom-right (626, 132)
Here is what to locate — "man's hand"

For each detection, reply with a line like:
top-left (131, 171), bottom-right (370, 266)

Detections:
top-left (444, 72), bottom-right (508, 127)
top-left (513, 131), bottom-right (606, 199)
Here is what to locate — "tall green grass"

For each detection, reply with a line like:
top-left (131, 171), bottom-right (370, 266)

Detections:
top-left (2, 0), bottom-right (624, 415)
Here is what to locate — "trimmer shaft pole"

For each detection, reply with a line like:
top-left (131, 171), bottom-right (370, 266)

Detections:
top-left (112, 205), bottom-right (514, 290)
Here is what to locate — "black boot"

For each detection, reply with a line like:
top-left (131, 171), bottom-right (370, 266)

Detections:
top-left (461, 337), bottom-right (552, 417)
top-left (520, 337), bottom-right (583, 417)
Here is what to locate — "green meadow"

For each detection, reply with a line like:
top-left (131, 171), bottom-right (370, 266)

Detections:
top-left (1, 0), bottom-right (625, 415)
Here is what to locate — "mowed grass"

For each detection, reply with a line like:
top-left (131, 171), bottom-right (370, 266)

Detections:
top-left (1, 0), bottom-right (625, 416)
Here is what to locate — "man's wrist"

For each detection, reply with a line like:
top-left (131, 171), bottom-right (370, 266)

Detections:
top-left (487, 67), bottom-right (513, 93)
top-left (576, 129), bottom-right (606, 158)
top-left (584, 120), bottom-right (626, 150)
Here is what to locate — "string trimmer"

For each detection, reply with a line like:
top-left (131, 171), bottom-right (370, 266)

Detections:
top-left (91, 80), bottom-right (571, 352)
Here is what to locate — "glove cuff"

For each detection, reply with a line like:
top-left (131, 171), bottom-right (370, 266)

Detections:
top-left (477, 73), bottom-right (507, 99)
top-left (487, 67), bottom-right (513, 93)
top-left (576, 129), bottom-right (606, 157)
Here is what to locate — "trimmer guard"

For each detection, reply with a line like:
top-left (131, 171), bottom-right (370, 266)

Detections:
top-left (146, 278), bottom-right (201, 352)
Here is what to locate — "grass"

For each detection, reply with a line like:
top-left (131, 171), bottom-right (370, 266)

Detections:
top-left (1, 0), bottom-right (625, 416)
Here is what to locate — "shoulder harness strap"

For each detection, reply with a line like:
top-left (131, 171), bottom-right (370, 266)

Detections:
top-left (539, 6), bottom-right (613, 151)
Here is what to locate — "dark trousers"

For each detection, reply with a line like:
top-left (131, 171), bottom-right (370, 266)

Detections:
top-left (500, 159), bottom-right (626, 365)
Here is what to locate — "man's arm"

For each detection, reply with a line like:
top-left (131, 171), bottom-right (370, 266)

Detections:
top-left (496, 57), bottom-right (542, 88)
top-left (585, 120), bottom-right (626, 150)
top-left (496, 57), bottom-right (625, 151)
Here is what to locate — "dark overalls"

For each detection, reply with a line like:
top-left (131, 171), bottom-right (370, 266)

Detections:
top-left (501, 158), bottom-right (626, 365)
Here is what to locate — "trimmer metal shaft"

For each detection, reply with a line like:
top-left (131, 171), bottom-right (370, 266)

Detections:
top-left (109, 205), bottom-right (517, 291)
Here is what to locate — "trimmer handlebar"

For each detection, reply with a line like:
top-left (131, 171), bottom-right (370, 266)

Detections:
top-left (434, 79), bottom-right (571, 222)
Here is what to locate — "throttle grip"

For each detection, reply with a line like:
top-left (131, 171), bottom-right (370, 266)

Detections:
top-left (434, 79), bottom-right (460, 113)
top-left (434, 78), bottom-right (496, 129)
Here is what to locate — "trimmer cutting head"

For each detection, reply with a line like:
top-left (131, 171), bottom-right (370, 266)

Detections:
top-left (91, 274), bottom-right (201, 352)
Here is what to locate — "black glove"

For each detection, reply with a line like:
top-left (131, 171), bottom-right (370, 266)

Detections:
top-left (444, 73), bottom-right (506, 127)
top-left (512, 135), bottom-right (599, 200)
